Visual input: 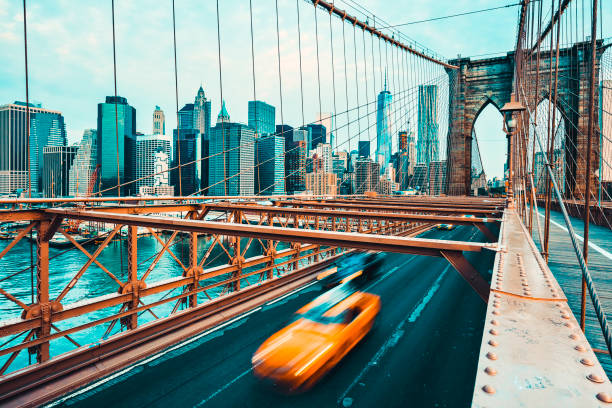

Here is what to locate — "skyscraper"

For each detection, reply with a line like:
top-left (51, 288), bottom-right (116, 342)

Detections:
top-left (428, 160), bottom-right (447, 195)
top-left (397, 131), bottom-right (410, 190)
top-left (316, 112), bottom-right (334, 149)
top-left (355, 158), bottom-right (380, 194)
top-left (97, 96), bottom-right (136, 196)
top-left (153, 106), bottom-right (165, 135)
top-left (285, 140), bottom-right (306, 194)
top-left (358, 140), bottom-right (370, 158)
top-left (256, 134), bottom-right (285, 195)
top-left (209, 101), bottom-right (255, 196)
top-left (307, 124), bottom-right (326, 150)
top-left (42, 146), bottom-right (77, 198)
top-left (376, 76), bottom-right (393, 174)
top-left (171, 128), bottom-right (201, 196)
top-left (0, 102), bottom-right (67, 195)
top-left (249, 101), bottom-right (276, 136)
top-left (417, 85), bottom-right (439, 166)
top-left (311, 143), bottom-right (332, 174)
top-left (136, 133), bottom-right (172, 194)
top-left (69, 129), bottom-right (98, 197)
top-left (194, 85), bottom-right (212, 138)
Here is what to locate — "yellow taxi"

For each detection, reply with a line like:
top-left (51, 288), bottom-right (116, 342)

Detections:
top-left (252, 286), bottom-right (381, 392)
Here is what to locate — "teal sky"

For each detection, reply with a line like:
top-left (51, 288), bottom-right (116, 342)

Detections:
top-left (0, 0), bottom-right (609, 179)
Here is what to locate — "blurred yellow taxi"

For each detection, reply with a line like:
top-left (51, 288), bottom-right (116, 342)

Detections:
top-left (252, 286), bottom-right (380, 392)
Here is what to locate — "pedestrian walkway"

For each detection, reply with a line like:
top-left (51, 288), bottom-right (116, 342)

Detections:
top-left (532, 209), bottom-right (612, 376)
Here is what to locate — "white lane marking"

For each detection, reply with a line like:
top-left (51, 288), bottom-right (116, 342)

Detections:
top-left (537, 211), bottom-right (612, 260)
top-left (45, 307), bottom-right (262, 407)
top-left (338, 264), bottom-right (451, 404)
top-left (266, 280), bottom-right (319, 306)
top-left (193, 365), bottom-right (254, 407)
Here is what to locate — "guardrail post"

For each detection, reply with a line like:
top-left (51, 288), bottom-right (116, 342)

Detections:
top-left (35, 220), bottom-right (51, 363)
top-left (126, 225), bottom-right (138, 329)
top-left (189, 212), bottom-right (199, 308)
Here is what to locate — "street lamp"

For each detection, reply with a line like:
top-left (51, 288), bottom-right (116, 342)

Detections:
top-left (500, 93), bottom-right (526, 209)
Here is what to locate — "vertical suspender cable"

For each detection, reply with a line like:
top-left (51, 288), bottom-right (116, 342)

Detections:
top-left (314, 4), bottom-right (323, 128)
top-left (23, 0), bottom-right (31, 199)
top-left (111, 0), bottom-right (121, 197)
top-left (172, 0), bottom-right (182, 197)
top-left (249, 0), bottom-right (260, 194)
top-left (274, 0), bottom-right (284, 128)
top-left (582, 0), bottom-right (598, 332)
top-left (296, 0), bottom-right (306, 128)
top-left (342, 19), bottom-right (351, 158)
top-left (353, 25), bottom-right (361, 147)
top-left (329, 11), bottom-right (338, 153)
top-left (22, 0), bottom-right (35, 313)
top-left (215, 0), bottom-right (227, 196)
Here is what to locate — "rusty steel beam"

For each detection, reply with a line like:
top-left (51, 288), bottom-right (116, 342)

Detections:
top-left (208, 203), bottom-right (500, 225)
top-left (441, 250), bottom-right (490, 302)
top-left (0, 250), bottom-right (347, 406)
top-left (275, 200), bottom-right (502, 215)
top-left (44, 209), bottom-right (490, 256)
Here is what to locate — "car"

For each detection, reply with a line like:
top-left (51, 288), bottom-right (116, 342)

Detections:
top-left (252, 286), bottom-right (381, 393)
top-left (436, 223), bottom-right (455, 230)
top-left (317, 252), bottom-right (384, 288)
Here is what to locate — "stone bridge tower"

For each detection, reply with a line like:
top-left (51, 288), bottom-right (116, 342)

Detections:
top-left (446, 41), bottom-right (606, 198)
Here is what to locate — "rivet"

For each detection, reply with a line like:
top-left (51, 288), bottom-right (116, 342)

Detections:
top-left (581, 358), bottom-right (595, 366)
top-left (597, 392), bottom-right (612, 403)
top-left (489, 329), bottom-right (498, 335)
top-left (555, 303), bottom-right (563, 308)
top-left (588, 373), bottom-right (605, 384)
top-left (486, 352), bottom-right (498, 360)
top-left (482, 384), bottom-right (496, 394)
top-left (493, 303), bottom-right (500, 308)
top-left (491, 320), bottom-right (499, 326)
top-left (488, 340), bottom-right (498, 347)
top-left (565, 322), bottom-right (572, 327)
top-left (561, 314), bottom-right (570, 320)
top-left (492, 310), bottom-right (500, 315)
top-left (523, 291), bottom-right (531, 296)
top-left (569, 334), bottom-right (578, 340)
top-left (552, 293), bottom-right (558, 297)
top-left (575, 345), bottom-right (586, 352)
top-left (485, 366), bottom-right (497, 376)
top-left (494, 294), bottom-right (501, 298)
top-left (522, 282), bottom-right (529, 287)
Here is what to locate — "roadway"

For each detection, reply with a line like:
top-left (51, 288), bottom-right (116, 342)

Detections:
top-left (49, 225), bottom-right (496, 408)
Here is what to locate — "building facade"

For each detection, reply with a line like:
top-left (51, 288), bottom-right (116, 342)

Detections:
top-left (417, 85), bottom-right (439, 166)
top-left (316, 112), bottom-right (334, 149)
top-left (0, 102), bottom-right (67, 195)
top-left (209, 102), bottom-right (255, 196)
top-left (248, 100), bottom-right (276, 136)
top-left (42, 146), bottom-right (77, 197)
top-left (97, 96), bottom-right (136, 196)
top-left (136, 134), bottom-right (172, 194)
top-left (601, 80), bottom-right (612, 188)
top-left (305, 172), bottom-right (337, 196)
top-left (355, 158), bottom-right (380, 194)
top-left (153, 106), bottom-right (165, 135)
top-left (307, 124), bottom-right (326, 150)
top-left (69, 129), bottom-right (98, 196)
top-left (376, 78), bottom-right (393, 174)
top-left (256, 133), bottom-right (285, 195)
top-left (428, 160), bottom-right (447, 195)
top-left (358, 140), bottom-right (370, 158)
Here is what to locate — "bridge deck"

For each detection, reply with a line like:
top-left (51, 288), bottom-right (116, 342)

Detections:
top-left (472, 209), bottom-right (612, 406)
top-left (532, 208), bottom-right (612, 376)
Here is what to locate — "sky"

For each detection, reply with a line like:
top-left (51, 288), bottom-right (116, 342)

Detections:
top-left (1, 0), bottom-right (610, 180)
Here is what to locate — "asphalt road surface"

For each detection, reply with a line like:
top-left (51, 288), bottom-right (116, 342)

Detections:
top-left (51, 225), bottom-right (496, 408)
